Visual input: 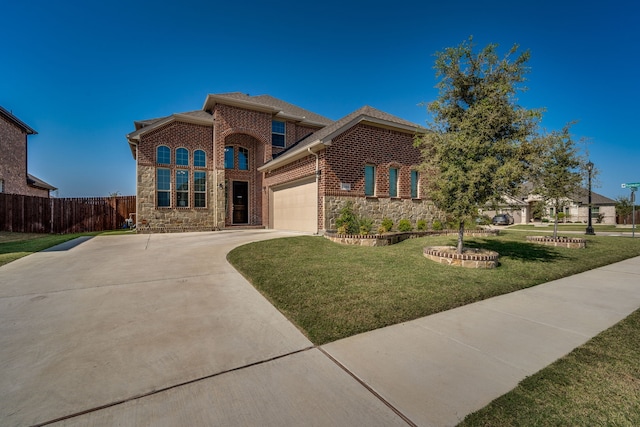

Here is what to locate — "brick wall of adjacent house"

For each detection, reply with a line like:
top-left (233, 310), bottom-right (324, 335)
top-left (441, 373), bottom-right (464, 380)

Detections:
top-left (136, 121), bottom-right (222, 230)
top-left (0, 114), bottom-right (48, 197)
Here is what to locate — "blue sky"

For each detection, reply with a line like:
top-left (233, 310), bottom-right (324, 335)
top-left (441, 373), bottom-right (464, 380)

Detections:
top-left (2, 0), bottom-right (638, 199)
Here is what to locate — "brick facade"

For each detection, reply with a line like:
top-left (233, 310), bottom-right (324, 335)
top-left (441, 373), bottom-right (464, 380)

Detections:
top-left (133, 98), bottom-right (325, 231)
top-left (0, 113), bottom-right (51, 197)
top-left (264, 123), bottom-right (438, 232)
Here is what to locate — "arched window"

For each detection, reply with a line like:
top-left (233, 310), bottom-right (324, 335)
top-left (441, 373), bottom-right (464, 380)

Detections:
top-left (176, 148), bottom-right (189, 166)
top-left (224, 146), bottom-right (234, 169)
top-left (157, 146), bottom-right (170, 164)
top-left (194, 149), bottom-right (206, 167)
top-left (238, 147), bottom-right (249, 170)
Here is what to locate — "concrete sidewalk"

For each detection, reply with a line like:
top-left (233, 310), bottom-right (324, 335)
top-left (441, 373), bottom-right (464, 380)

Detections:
top-left (323, 256), bottom-right (640, 426)
top-left (1, 232), bottom-right (639, 426)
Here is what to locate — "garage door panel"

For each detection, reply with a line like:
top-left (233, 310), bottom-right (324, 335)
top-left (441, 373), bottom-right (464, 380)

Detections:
top-left (272, 180), bottom-right (317, 233)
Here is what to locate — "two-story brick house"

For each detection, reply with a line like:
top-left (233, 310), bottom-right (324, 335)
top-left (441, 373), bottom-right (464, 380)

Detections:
top-left (0, 106), bottom-right (56, 197)
top-left (127, 93), bottom-right (437, 233)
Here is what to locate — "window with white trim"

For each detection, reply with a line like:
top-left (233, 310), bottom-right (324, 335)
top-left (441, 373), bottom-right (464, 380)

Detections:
top-left (176, 170), bottom-right (189, 207)
top-left (194, 171), bottom-right (206, 208)
top-left (272, 120), bottom-right (285, 147)
top-left (157, 146), bottom-right (170, 164)
top-left (157, 168), bottom-right (170, 207)
top-left (238, 147), bottom-right (249, 170)
top-left (176, 148), bottom-right (189, 166)
top-left (194, 150), bottom-right (206, 167)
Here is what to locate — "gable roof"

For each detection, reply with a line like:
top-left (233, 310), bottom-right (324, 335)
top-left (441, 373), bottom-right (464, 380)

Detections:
top-left (0, 106), bottom-right (37, 135)
top-left (126, 110), bottom-right (214, 158)
top-left (259, 105), bottom-right (425, 172)
top-left (202, 92), bottom-right (333, 127)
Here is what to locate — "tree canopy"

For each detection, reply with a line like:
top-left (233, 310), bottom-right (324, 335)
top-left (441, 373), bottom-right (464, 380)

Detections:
top-left (415, 38), bottom-right (542, 252)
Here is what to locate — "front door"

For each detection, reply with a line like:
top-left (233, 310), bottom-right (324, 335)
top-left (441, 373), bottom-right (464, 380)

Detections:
top-left (232, 181), bottom-right (249, 224)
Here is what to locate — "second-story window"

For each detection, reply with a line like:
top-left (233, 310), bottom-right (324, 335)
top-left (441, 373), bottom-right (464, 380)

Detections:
top-left (157, 145), bottom-right (170, 164)
top-left (224, 146), bottom-right (234, 169)
top-left (176, 148), bottom-right (189, 166)
top-left (272, 120), bottom-right (285, 147)
top-left (194, 149), bottom-right (206, 167)
top-left (238, 147), bottom-right (249, 170)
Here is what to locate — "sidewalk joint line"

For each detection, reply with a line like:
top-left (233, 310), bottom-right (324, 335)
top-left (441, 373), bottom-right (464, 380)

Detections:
top-left (32, 346), bottom-right (315, 426)
top-left (318, 347), bottom-right (418, 427)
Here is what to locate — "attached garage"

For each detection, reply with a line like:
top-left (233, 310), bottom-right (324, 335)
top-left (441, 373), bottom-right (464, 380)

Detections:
top-left (270, 177), bottom-right (318, 233)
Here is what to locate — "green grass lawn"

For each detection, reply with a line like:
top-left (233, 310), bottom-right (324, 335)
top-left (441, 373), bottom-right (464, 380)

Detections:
top-left (510, 224), bottom-right (631, 232)
top-left (228, 231), bottom-right (640, 345)
top-left (459, 308), bottom-right (640, 426)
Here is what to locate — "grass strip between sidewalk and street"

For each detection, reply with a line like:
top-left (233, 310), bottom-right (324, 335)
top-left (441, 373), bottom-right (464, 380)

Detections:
top-left (459, 308), bottom-right (640, 426)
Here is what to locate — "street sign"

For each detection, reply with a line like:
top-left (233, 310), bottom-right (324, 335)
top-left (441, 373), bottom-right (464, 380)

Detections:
top-left (622, 182), bottom-right (640, 189)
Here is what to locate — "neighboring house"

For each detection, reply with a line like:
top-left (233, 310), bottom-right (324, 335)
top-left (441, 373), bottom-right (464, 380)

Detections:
top-left (126, 92), bottom-right (438, 233)
top-left (0, 106), bottom-right (56, 197)
top-left (482, 188), bottom-right (617, 225)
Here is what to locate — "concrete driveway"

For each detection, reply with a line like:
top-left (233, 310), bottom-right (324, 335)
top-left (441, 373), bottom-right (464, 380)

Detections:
top-left (0, 231), bottom-right (406, 426)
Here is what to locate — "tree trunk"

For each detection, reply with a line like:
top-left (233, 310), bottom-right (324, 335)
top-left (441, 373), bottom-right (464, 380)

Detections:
top-left (553, 212), bottom-right (558, 239)
top-left (457, 220), bottom-right (465, 254)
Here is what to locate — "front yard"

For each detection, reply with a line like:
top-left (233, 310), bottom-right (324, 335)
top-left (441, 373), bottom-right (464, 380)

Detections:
top-left (228, 231), bottom-right (640, 345)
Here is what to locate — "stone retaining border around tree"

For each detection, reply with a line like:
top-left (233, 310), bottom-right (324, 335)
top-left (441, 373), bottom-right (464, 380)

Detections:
top-left (526, 235), bottom-right (587, 249)
top-left (423, 246), bottom-right (500, 269)
top-left (324, 229), bottom-right (499, 247)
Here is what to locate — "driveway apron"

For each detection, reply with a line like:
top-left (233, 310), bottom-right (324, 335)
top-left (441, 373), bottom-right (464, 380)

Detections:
top-left (0, 231), bottom-right (320, 426)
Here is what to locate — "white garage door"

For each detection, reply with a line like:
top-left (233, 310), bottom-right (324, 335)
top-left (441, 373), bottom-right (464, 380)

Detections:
top-left (271, 177), bottom-right (317, 233)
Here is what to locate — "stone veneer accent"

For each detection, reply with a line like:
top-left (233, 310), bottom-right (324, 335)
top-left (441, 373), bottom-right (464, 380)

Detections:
top-left (526, 235), bottom-right (587, 248)
top-left (423, 246), bottom-right (500, 269)
top-left (136, 164), bottom-right (224, 232)
top-left (323, 195), bottom-right (439, 232)
top-left (325, 229), bottom-right (499, 246)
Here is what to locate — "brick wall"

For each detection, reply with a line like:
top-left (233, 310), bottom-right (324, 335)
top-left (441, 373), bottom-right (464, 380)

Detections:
top-left (136, 121), bottom-right (221, 230)
top-left (324, 123), bottom-right (423, 198)
top-left (0, 114), bottom-right (48, 197)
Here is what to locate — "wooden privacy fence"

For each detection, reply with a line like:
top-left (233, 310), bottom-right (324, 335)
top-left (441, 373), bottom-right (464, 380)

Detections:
top-left (0, 194), bottom-right (136, 234)
top-left (617, 210), bottom-right (640, 226)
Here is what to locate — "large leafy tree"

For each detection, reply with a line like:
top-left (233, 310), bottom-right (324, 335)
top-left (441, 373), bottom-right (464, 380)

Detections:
top-left (529, 126), bottom-right (585, 239)
top-left (415, 38), bottom-right (542, 253)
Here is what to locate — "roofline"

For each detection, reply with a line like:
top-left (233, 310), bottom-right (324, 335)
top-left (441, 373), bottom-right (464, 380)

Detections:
top-left (258, 113), bottom-right (424, 172)
top-left (0, 106), bottom-right (37, 135)
top-left (258, 140), bottom-right (325, 172)
top-left (203, 94), bottom-right (327, 127)
top-left (126, 113), bottom-right (214, 142)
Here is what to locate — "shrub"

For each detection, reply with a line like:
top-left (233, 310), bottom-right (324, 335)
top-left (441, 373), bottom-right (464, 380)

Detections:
top-left (398, 219), bottom-right (413, 232)
top-left (377, 225), bottom-right (387, 235)
top-left (380, 218), bottom-right (393, 232)
top-left (416, 219), bottom-right (427, 231)
top-left (335, 202), bottom-right (359, 235)
top-left (432, 219), bottom-right (443, 230)
top-left (359, 217), bottom-right (373, 235)
top-left (337, 225), bottom-right (348, 235)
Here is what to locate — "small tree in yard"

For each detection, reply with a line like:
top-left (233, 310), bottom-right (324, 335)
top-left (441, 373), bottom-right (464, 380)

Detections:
top-left (615, 195), bottom-right (634, 224)
top-left (415, 38), bottom-right (541, 253)
top-left (529, 126), bottom-right (585, 239)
